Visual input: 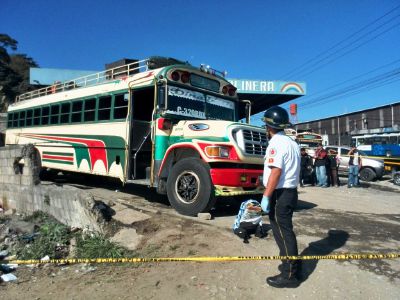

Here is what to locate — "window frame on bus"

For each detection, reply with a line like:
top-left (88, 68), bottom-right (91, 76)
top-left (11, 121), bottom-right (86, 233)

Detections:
top-left (41, 106), bottom-right (50, 126)
top-left (33, 108), bottom-right (41, 126)
top-left (71, 100), bottom-right (83, 123)
top-left (113, 92), bottom-right (129, 120)
top-left (98, 95), bottom-right (112, 121)
top-left (26, 109), bottom-right (33, 127)
top-left (50, 104), bottom-right (60, 125)
top-left (60, 102), bottom-right (71, 124)
top-left (84, 97), bottom-right (97, 122)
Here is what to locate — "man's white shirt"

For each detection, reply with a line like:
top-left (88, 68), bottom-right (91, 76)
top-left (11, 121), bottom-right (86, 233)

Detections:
top-left (263, 131), bottom-right (301, 189)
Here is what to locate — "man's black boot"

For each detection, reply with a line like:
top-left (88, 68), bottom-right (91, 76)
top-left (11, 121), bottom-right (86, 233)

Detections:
top-left (266, 274), bottom-right (300, 288)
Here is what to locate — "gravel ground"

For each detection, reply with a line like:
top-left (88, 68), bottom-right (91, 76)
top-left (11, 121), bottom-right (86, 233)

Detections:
top-left (1, 177), bottom-right (399, 299)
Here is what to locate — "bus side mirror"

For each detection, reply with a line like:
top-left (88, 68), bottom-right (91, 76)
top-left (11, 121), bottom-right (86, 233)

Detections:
top-left (241, 100), bottom-right (252, 124)
top-left (157, 83), bottom-right (166, 110)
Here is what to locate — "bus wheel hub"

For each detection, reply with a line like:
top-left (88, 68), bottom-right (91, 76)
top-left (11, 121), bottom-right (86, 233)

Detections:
top-left (175, 171), bottom-right (200, 204)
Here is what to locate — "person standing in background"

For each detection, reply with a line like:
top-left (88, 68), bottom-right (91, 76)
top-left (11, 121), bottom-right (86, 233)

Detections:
top-left (299, 148), bottom-right (313, 187)
top-left (348, 145), bottom-right (362, 188)
top-left (314, 144), bottom-right (328, 187)
top-left (327, 149), bottom-right (340, 187)
top-left (261, 106), bottom-right (301, 288)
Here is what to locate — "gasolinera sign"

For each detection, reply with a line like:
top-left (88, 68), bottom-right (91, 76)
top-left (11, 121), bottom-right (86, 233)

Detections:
top-left (228, 79), bottom-right (306, 95)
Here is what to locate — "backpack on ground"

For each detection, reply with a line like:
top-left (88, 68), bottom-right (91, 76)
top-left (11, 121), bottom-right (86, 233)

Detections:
top-left (233, 200), bottom-right (266, 243)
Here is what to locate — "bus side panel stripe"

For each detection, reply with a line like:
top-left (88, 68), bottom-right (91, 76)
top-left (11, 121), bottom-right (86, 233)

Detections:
top-left (19, 133), bottom-right (126, 172)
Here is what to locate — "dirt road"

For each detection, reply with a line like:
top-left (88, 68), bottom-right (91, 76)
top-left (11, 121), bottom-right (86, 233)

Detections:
top-left (1, 181), bottom-right (400, 299)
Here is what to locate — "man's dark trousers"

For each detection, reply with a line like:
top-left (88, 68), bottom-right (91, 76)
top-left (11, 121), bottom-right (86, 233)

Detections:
top-left (269, 188), bottom-right (300, 279)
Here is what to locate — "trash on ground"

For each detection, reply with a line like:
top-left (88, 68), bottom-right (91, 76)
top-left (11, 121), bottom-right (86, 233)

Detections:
top-left (1, 273), bottom-right (18, 282)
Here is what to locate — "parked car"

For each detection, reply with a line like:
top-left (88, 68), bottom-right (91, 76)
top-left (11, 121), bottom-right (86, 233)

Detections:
top-left (324, 145), bottom-right (384, 182)
top-left (393, 171), bottom-right (400, 186)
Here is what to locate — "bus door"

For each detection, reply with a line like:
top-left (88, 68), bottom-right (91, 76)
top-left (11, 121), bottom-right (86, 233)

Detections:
top-left (127, 86), bottom-right (155, 181)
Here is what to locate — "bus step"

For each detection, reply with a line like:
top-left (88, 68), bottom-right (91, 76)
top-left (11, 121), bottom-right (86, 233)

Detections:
top-left (126, 179), bottom-right (150, 186)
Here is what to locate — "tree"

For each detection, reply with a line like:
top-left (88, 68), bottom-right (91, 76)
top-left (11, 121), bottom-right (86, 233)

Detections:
top-left (0, 33), bottom-right (17, 64)
top-left (0, 33), bottom-right (38, 112)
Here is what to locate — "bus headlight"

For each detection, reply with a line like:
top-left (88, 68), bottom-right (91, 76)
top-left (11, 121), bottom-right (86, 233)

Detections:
top-left (205, 146), bottom-right (230, 158)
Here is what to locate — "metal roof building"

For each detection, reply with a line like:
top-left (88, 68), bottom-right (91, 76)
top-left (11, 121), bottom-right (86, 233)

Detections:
top-left (295, 101), bottom-right (400, 145)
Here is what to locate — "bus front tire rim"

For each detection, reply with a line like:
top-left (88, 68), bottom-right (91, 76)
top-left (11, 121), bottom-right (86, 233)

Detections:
top-left (175, 171), bottom-right (200, 204)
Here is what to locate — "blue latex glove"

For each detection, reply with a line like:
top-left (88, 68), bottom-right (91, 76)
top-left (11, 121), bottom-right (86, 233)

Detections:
top-left (261, 195), bottom-right (270, 213)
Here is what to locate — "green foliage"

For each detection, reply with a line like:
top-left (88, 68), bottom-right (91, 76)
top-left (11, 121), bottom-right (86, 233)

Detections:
top-left (17, 220), bottom-right (71, 260)
top-left (0, 33), bottom-right (38, 112)
top-left (0, 33), bottom-right (17, 63)
top-left (16, 211), bottom-right (131, 260)
top-left (75, 233), bottom-right (127, 259)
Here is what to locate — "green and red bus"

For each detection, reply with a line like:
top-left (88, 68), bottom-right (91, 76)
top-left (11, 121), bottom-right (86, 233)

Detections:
top-left (6, 57), bottom-right (267, 215)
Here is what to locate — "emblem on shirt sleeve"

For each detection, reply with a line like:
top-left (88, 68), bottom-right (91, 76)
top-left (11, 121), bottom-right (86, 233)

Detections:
top-left (269, 148), bottom-right (277, 157)
top-left (268, 158), bottom-right (274, 163)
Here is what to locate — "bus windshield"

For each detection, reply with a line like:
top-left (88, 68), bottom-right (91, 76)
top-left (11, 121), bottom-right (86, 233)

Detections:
top-left (295, 133), bottom-right (322, 149)
top-left (297, 141), bottom-right (320, 148)
top-left (164, 85), bottom-right (237, 121)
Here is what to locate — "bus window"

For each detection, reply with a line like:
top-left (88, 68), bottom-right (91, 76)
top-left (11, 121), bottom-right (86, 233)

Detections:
top-left (60, 103), bottom-right (71, 124)
top-left (33, 108), bottom-right (41, 126)
top-left (41, 107), bottom-right (50, 125)
top-left (7, 113), bottom-right (13, 128)
top-left (26, 109), bottom-right (33, 126)
top-left (206, 95), bottom-right (235, 121)
top-left (12, 112), bottom-right (18, 127)
top-left (373, 137), bottom-right (381, 144)
top-left (50, 104), bottom-right (60, 125)
top-left (390, 136), bottom-right (398, 144)
top-left (84, 98), bottom-right (96, 122)
top-left (98, 96), bottom-right (111, 121)
top-left (19, 111), bottom-right (26, 127)
top-left (114, 93), bottom-right (128, 119)
top-left (72, 101), bottom-right (83, 123)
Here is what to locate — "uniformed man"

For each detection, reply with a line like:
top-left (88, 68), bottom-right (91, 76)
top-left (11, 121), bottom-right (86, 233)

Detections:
top-left (261, 106), bottom-right (301, 288)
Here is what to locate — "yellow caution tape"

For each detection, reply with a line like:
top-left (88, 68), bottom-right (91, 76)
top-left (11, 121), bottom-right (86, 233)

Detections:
top-left (1, 253), bottom-right (399, 265)
top-left (341, 154), bottom-right (400, 161)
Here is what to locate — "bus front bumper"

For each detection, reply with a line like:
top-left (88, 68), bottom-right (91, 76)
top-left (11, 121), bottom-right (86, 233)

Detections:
top-left (210, 168), bottom-right (264, 196)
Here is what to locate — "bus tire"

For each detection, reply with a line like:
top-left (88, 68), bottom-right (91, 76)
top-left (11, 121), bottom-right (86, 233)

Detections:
top-left (359, 167), bottom-right (376, 182)
top-left (166, 158), bottom-right (215, 216)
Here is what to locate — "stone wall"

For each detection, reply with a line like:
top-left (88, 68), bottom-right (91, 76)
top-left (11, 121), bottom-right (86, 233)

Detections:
top-left (0, 145), bottom-right (108, 232)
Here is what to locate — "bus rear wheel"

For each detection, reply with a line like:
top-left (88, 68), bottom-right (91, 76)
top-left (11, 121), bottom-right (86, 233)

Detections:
top-left (167, 158), bottom-right (215, 216)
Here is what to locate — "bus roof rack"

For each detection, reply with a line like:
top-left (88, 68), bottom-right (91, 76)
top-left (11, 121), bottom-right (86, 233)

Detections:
top-left (15, 58), bottom-right (155, 102)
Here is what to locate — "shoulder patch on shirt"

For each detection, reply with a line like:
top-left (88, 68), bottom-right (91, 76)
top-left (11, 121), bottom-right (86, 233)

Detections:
top-left (269, 148), bottom-right (277, 157)
top-left (268, 158), bottom-right (274, 163)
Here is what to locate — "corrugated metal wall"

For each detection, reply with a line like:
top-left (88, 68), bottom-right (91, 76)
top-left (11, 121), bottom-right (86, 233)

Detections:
top-left (295, 102), bottom-right (400, 145)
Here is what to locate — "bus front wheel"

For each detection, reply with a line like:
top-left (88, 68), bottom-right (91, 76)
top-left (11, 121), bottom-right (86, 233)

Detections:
top-left (166, 158), bottom-right (215, 216)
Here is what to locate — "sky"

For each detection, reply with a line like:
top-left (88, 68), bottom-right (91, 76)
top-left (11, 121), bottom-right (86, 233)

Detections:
top-left (1, 0), bottom-right (400, 125)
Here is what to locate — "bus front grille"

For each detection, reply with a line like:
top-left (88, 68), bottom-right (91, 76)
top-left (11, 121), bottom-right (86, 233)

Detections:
top-left (233, 128), bottom-right (268, 156)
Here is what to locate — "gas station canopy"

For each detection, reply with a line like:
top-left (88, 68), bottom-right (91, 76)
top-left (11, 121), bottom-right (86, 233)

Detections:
top-left (228, 78), bottom-right (305, 118)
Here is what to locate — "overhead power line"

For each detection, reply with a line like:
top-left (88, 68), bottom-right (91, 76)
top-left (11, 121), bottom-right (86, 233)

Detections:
top-left (302, 58), bottom-right (400, 98)
top-left (297, 67), bottom-right (400, 109)
top-left (280, 4), bottom-right (400, 79)
top-left (296, 20), bottom-right (400, 79)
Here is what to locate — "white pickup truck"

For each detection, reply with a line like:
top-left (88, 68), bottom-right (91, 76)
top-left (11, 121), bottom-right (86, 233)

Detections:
top-left (324, 145), bottom-right (384, 182)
